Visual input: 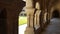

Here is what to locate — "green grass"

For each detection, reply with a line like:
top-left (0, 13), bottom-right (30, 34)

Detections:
top-left (18, 16), bottom-right (27, 26)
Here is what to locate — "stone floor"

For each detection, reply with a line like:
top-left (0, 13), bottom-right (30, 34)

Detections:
top-left (41, 18), bottom-right (60, 34)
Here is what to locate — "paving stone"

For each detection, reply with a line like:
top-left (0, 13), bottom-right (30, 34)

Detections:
top-left (41, 18), bottom-right (60, 34)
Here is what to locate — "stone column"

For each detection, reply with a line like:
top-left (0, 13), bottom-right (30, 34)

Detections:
top-left (40, 10), bottom-right (45, 29)
top-left (43, 12), bottom-right (47, 24)
top-left (46, 8), bottom-right (51, 24)
top-left (43, 9), bottom-right (47, 24)
top-left (25, 0), bottom-right (35, 34)
top-left (34, 2), bottom-right (41, 30)
top-left (34, 13), bottom-right (37, 28)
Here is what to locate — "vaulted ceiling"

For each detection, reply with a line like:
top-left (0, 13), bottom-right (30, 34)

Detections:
top-left (39, 0), bottom-right (60, 9)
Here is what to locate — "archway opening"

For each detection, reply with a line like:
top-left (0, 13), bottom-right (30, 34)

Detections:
top-left (18, 7), bottom-right (27, 34)
top-left (50, 9), bottom-right (60, 23)
top-left (18, 0), bottom-right (27, 34)
top-left (52, 10), bottom-right (59, 18)
top-left (0, 9), bottom-right (7, 34)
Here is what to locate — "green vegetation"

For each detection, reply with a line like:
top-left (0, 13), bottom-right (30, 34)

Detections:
top-left (18, 16), bottom-right (27, 26)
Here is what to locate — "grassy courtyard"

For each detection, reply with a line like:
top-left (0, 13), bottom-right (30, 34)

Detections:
top-left (18, 16), bottom-right (27, 26)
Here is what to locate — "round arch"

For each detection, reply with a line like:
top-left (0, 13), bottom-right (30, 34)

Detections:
top-left (50, 7), bottom-right (60, 19)
top-left (52, 9), bottom-right (59, 18)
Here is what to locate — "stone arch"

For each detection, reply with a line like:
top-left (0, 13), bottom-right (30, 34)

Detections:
top-left (18, 0), bottom-right (26, 24)
top-left (50, 1), bottom-right (60, 19)
top-left (50, 6), bottom-right (60, 19)
top-left (0, 8), bottom-right (7, 34)
top-left (52, 9), bottom-right (59, 18)
top-left (19, 1), bottom-right (26, 13)
top-left (49, 7), bottom-right (55, 19)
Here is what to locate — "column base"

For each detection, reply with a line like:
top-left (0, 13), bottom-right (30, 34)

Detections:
top-left (34, 25), bottom-right (40, 30)
top-left (25, 27), bottom-right (34, 34)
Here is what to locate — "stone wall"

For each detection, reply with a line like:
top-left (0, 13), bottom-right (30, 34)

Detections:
top-left (0, 0), bottom-right (25, 34)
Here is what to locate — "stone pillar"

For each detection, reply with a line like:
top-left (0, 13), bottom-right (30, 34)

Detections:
top-left (48, 12), bottom-right (50, 23)
top-left (34, 10), bottom-right (41, 30)
top-left (34, 2), bottom-right (41, 30)
top-left (43, 12), bottom-right (48, 27)
top-left (46, 8), bottom-right (51, 24)
top-left (43, 9), bottom-right (47, 24)
top-left (34, 13), bottom-right (37, 28)
top-left (25, 0), bottom-right (35, 34)
top-left (40, 10), bottom-right (45, 29)
top-left (43, 12), bottom-right (47, 24)
top-left (25, 9), bottom-right (35, 34)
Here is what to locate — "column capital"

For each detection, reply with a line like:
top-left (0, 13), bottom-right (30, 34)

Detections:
top-left (26, 0), bottom-right (34, 8)
top-left (36, 2), bottom-right (40, 9)
top-left (26, 8), bottom-right (35, 15)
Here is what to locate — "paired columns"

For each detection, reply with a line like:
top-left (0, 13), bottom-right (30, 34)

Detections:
top-left (40, 10), bottom-right (45, 29)
top-left (34, 2), bottom-right (41, 30)
top-left (25, 0), bottom-right (35, 34)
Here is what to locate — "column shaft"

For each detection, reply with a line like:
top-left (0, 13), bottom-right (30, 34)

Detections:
top-left (25, 0), bottom-right (35, 34)
top-left (34, 2), bottom-right (41, 30)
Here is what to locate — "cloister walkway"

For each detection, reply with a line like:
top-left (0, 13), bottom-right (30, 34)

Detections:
top-left (41, 18), bottom-right (60, 34)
